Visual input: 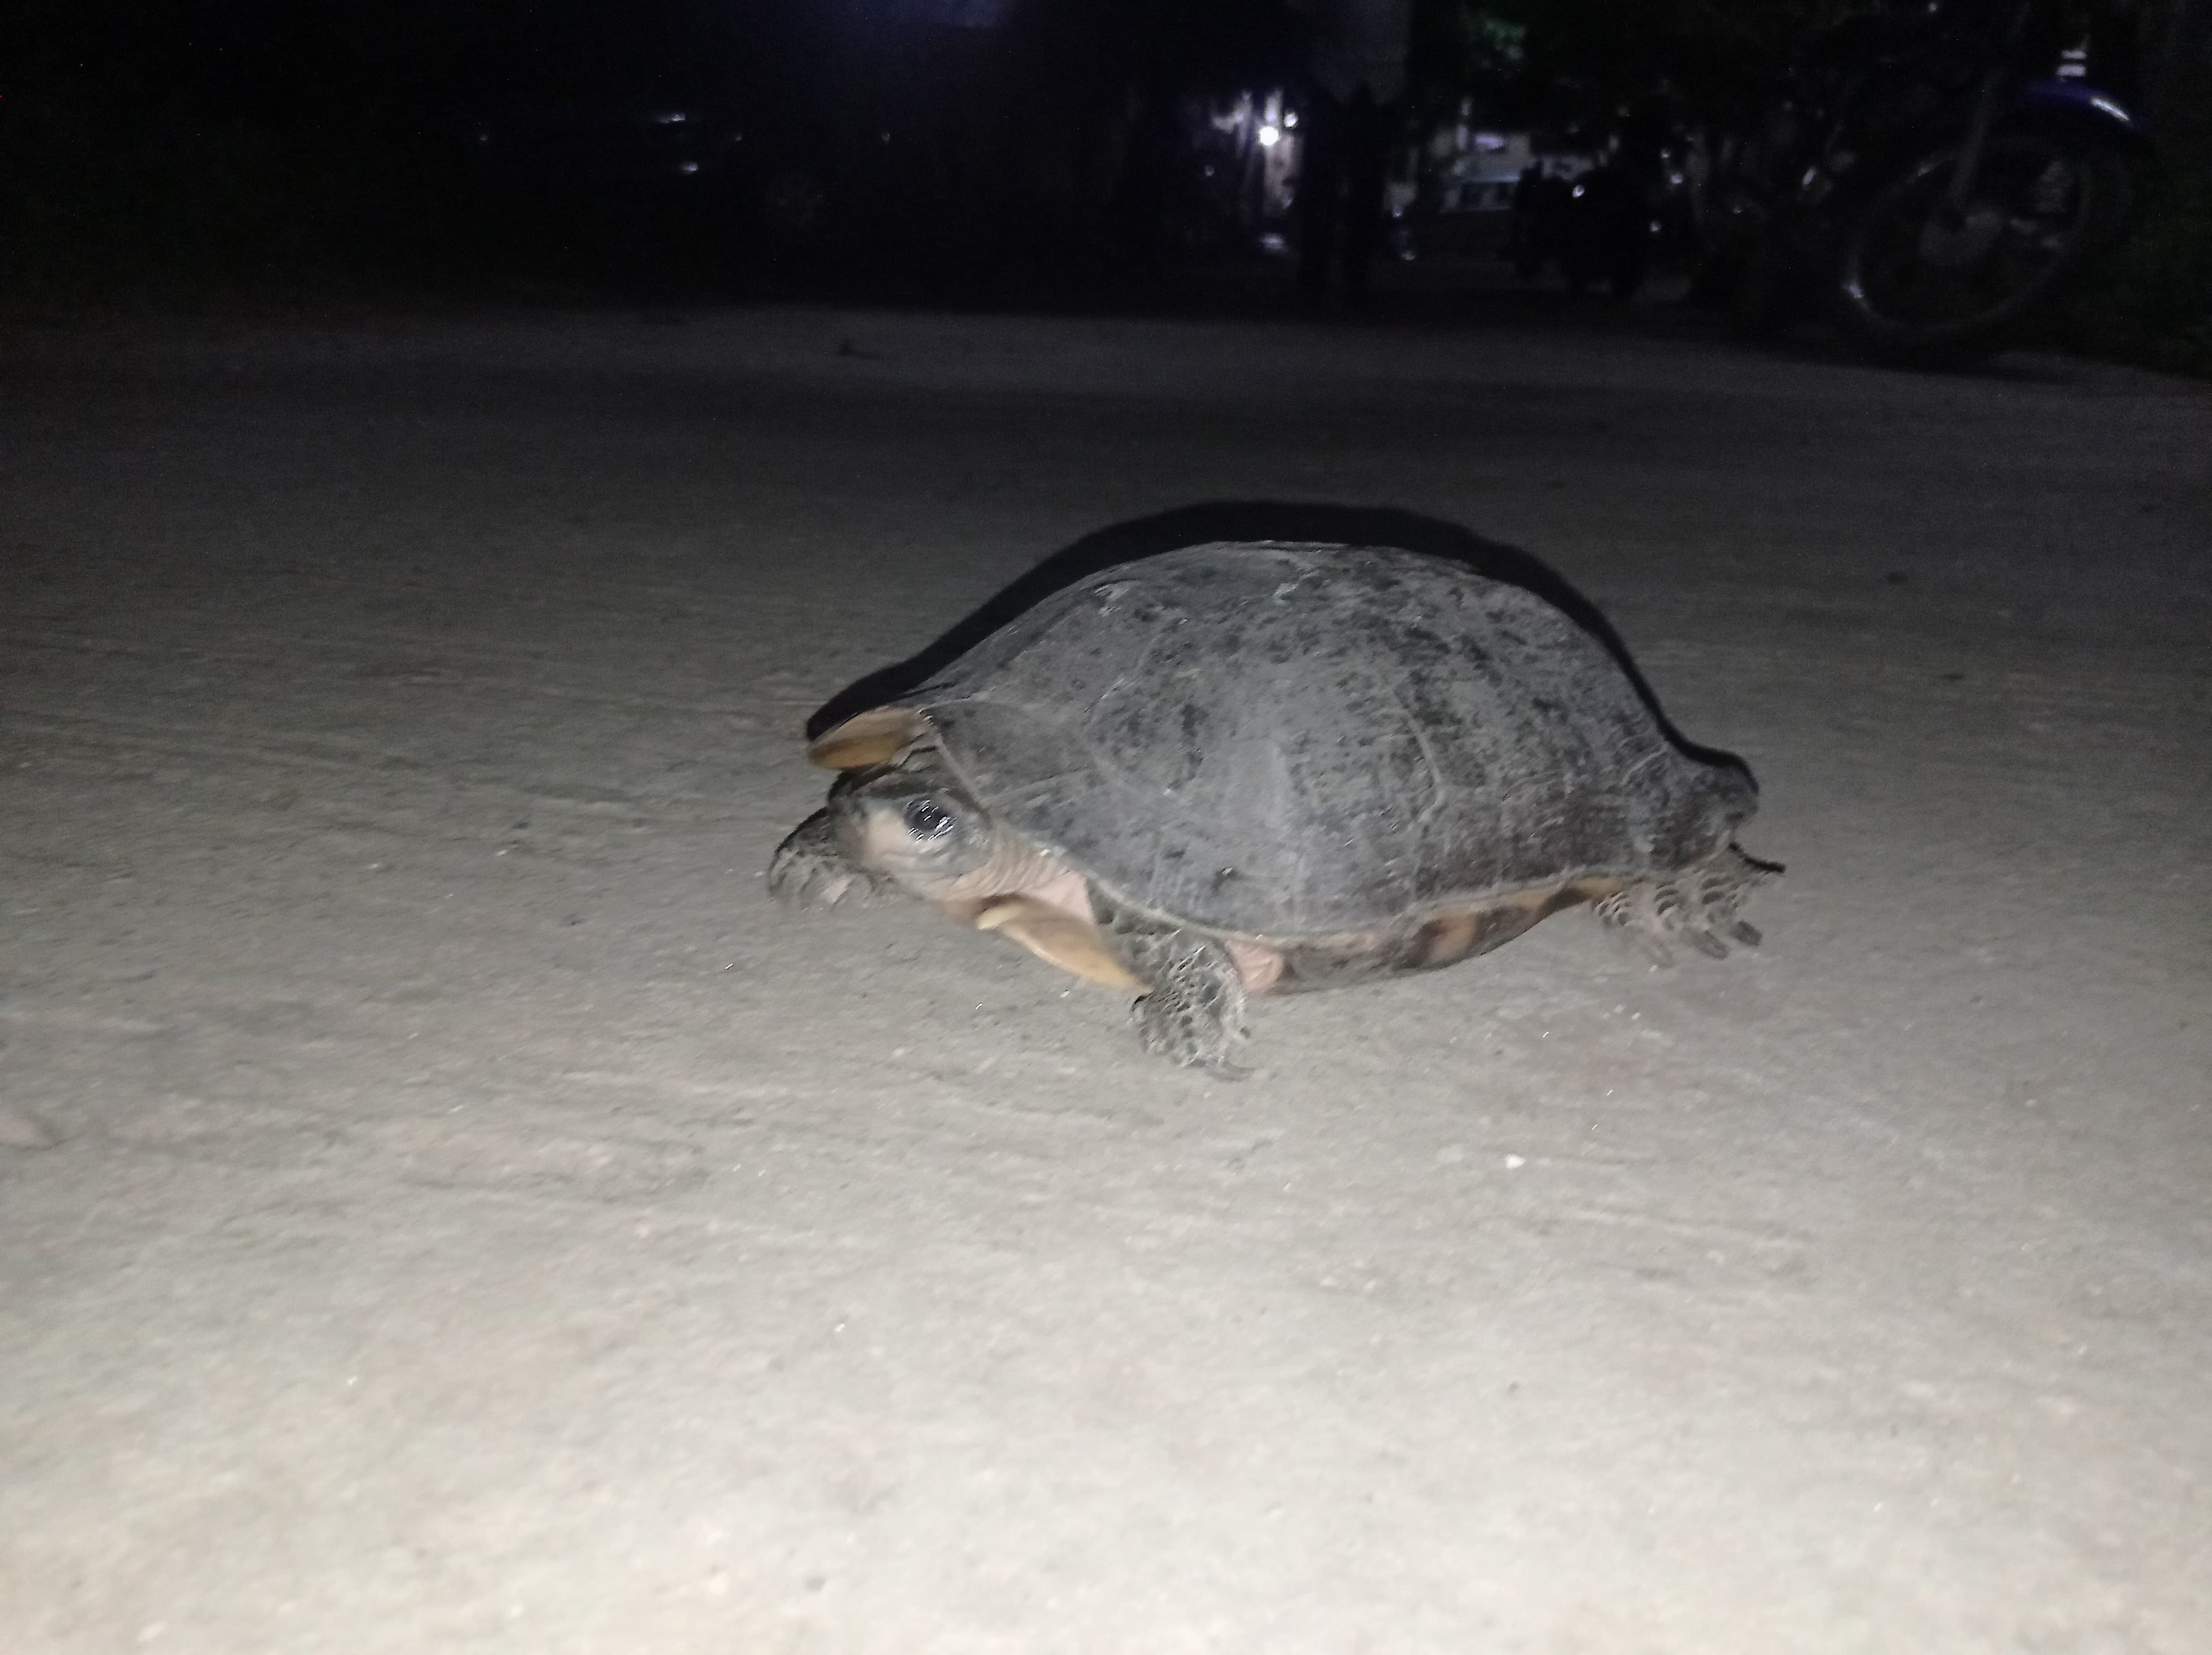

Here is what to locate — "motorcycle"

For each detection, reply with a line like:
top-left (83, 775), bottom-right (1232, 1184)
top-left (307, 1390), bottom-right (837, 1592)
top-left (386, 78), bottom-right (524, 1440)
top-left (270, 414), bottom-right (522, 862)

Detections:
top-left (1701, 0), bottom-right (2149, 366)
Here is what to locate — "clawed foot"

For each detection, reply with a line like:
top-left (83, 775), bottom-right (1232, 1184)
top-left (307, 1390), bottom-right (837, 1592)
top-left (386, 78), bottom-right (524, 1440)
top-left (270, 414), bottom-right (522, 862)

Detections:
top-left (1109, 910), bottom-right (1251, 1078)
top-left (766, 809), bottom-right (891, 909)
top-left (1133, 987), bottom-right (1251, 1079)
top-left (1595, 843), bottom-right (1778, 966)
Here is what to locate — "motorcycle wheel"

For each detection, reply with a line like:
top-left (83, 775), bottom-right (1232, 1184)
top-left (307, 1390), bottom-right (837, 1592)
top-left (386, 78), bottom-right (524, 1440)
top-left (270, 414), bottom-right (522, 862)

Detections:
top-left (1829, 130), bottom-right (2126, 367)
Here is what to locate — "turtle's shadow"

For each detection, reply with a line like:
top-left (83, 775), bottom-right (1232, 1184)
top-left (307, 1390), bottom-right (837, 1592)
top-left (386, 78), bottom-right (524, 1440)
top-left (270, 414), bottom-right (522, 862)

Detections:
top-left (807, 502), bottom-right (1751, 780)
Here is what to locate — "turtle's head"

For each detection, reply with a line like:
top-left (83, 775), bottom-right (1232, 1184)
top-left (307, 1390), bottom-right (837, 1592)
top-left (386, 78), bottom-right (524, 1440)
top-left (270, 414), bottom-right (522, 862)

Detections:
top-left (831, 750), bottom-right (996, 900)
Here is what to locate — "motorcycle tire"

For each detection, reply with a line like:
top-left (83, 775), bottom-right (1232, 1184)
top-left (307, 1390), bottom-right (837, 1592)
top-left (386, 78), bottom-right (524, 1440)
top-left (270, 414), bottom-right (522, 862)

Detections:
top-left (1828, 130), bottom-right (2127, 367)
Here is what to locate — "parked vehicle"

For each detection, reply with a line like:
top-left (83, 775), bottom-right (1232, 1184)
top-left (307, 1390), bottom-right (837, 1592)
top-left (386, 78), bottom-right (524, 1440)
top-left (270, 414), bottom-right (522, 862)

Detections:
top-left (1699, 0), bottom-right (2148, 366)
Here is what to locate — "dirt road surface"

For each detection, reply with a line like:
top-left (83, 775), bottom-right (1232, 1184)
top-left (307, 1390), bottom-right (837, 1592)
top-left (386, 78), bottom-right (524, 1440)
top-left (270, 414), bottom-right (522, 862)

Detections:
top-left (3, 305), bottom-right (2208, 1653)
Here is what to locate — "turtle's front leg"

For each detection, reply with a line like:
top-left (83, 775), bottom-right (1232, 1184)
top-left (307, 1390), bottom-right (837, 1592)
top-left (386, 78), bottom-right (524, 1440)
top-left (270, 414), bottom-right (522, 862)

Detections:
top-left (1097, 897), bottom-right (1250, 1078)
top-left (766, 808), bottom-right (891, 909)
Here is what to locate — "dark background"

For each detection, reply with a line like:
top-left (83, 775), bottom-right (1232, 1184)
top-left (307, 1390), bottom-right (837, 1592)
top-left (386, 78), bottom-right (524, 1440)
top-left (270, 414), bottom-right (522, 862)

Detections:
top-left (3, 1), bottom-right (2206, 329)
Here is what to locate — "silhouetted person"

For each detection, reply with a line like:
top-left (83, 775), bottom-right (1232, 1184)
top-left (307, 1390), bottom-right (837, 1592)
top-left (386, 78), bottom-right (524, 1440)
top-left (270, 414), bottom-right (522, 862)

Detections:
top-left (1295, 0), bottom-right (1413, 299)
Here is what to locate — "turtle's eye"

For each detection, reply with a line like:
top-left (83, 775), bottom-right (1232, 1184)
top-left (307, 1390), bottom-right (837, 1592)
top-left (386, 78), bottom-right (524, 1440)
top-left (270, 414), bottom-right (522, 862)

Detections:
top-left (901, 797), bottom-right (957, 840)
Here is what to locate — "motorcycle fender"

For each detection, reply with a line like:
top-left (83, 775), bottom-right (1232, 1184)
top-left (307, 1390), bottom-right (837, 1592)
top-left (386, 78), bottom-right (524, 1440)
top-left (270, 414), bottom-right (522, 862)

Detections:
top-left (2008, 79), bottom-right (2153, 155)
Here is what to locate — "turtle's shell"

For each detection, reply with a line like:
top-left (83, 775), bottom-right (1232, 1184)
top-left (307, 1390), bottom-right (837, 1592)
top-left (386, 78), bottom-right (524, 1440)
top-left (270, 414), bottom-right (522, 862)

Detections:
top-left (873, 542), bottom-right (1754, 942)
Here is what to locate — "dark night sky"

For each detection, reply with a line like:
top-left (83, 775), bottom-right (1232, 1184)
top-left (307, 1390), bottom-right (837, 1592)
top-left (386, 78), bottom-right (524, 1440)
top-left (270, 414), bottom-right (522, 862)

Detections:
top-left (10, 2), bottom-right (806, 118)
top-left (6, 1), bottom-right (1302, 124)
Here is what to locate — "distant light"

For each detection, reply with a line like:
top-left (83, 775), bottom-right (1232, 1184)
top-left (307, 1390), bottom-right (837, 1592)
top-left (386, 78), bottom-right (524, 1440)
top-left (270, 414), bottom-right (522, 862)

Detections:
top-left (2087, 92), bottom-right (2132, 123)
top-left (654, 111), bottom-right (688, 125)
top-left (1571, 183), bottom-right (1586, 198)
top-left (677, 161), bottom-right (701, 174)
top-left (1282, 111), bottom-right (1298, 129)
top-left (1257, 124), bottom-right (1281, 147)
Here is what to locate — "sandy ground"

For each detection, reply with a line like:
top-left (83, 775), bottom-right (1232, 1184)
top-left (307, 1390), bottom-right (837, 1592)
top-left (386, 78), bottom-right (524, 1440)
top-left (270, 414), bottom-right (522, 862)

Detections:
top-left (2, 298), bottom-right (2207, 1654)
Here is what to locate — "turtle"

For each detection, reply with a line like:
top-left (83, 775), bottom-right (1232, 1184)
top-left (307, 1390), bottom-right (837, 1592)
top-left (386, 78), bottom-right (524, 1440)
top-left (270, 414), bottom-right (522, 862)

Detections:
top-left (768, 540), bottom-right (1771, 1075)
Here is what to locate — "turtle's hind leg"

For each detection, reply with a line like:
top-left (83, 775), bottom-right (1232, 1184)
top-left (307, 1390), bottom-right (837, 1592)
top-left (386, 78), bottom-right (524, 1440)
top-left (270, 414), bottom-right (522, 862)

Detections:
top-left (1595, 844), bottom-right (1778, 965)
top-left (1097, 898), bottom-right (1250, 1079)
